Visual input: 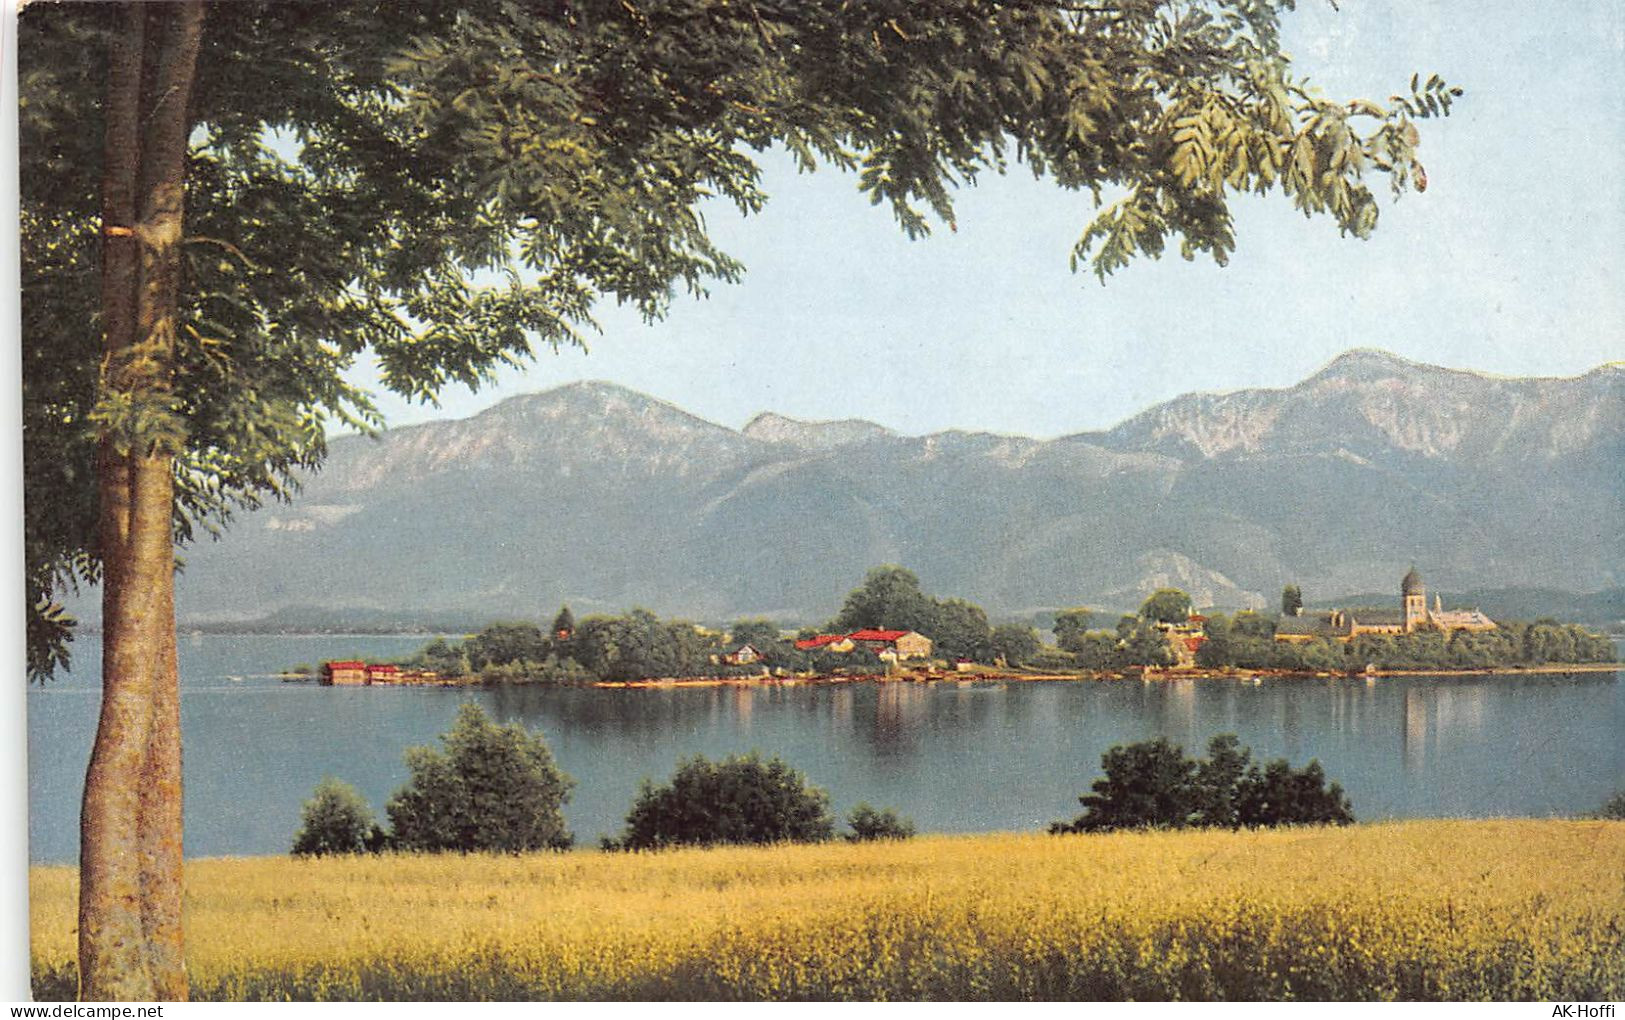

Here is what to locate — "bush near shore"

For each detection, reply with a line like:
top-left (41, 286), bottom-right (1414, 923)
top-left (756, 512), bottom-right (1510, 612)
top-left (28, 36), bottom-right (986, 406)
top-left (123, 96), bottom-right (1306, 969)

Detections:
top-left (30, 820), bottom-right (1624, 1001)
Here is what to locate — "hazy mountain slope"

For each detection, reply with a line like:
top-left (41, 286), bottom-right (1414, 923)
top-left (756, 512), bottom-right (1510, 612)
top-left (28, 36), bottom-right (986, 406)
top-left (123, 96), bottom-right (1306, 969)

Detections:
top-left (167, 353), bottom-right (1624, 627)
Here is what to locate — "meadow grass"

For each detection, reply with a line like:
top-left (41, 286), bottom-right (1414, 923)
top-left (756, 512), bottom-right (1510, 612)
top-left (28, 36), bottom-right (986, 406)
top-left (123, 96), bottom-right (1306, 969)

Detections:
top-left (30, 820), bottom-right (1625, 1001)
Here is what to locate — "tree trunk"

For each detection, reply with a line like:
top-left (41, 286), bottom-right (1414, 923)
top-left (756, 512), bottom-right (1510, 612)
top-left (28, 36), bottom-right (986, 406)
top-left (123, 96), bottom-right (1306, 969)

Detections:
top-left (80, 1), bottom-right (203, 1001)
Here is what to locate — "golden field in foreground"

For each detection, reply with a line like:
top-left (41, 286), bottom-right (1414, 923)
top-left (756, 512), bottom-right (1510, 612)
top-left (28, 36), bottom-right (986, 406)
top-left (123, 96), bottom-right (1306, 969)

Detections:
top-left (30, 820), bottom-right (1625, 1001)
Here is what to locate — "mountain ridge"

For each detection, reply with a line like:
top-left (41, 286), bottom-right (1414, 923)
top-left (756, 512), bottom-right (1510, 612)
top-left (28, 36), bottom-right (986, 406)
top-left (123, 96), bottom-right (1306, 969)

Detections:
top-left (159, 350), bottom-right (1622, 627)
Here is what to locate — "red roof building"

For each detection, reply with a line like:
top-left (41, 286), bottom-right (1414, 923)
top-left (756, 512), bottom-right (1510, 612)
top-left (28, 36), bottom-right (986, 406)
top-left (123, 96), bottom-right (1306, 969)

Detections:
top-left (322, 660), bottom-right (368, 686)
top-left (845, 629), bottom-right (910, 642)
top-left (846, 629), bottom-right (933, 660)
top-left (794, 633), bottom-right (851, 651)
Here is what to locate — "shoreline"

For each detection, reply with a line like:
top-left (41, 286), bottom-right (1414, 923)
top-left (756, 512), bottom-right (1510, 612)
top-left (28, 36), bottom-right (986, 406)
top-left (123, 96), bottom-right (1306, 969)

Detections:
top-left (298, 661), bottom-right (1622, 690)
top-left (586, 661), bottom-right (1621, 689)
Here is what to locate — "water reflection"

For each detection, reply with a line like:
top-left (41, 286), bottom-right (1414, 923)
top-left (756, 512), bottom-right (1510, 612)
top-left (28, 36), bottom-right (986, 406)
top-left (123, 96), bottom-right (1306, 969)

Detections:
top-left (1404, 686), bottom-right (1429, 774)
top-left (25, 633), bottom-right (1624, 860)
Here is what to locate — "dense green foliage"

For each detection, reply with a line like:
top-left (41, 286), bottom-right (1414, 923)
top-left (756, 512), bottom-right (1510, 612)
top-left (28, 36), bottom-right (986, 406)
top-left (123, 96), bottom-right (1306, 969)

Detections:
top-left (610, 753), bottom-right (836, 851)
top-left (727, 619), bottom-right (784, 654)
top-left (831, 566), bottom-right (1005, 661)
top-left (291, 779), bottom-right (380, 857)
top-left (810, 646), bottom-right (887, 675)
top-left (411, 637), bottom-right (470, 678)
top-left (573, 610), bottom-right (717, 683)
top-left (1051, 734), bottom-right (1353, 834)
top-left (462, 623), bottom-right (552, 672)
top-left (1140, 588), bottom-right (1194, 624)
top-left (387, 704), bottom-right (573, 853)
top-left (407, 608), bottom-right (754, 683)
top-left (990, 624), bottom-right (1042, 667)
top-left (832, 566), bottom-right (942, 635)
top-left (1199, 614), bottom-right (1616, 671)
top-left (477, 656), bottom-right (599, 686)
top-left (1052, 608), bottom-right (1096, 651)
top-left (1282, 585), bottom-right (1304, 616)
top-left (844, 803), bottom-right (917, 843)
top-left (1045, 615), bottom-right (1178, 671)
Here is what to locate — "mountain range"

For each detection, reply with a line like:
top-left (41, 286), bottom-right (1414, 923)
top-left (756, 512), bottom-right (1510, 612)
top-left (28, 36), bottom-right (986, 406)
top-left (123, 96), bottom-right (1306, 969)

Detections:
top-left (166, 349), bottom-right (1624, 628)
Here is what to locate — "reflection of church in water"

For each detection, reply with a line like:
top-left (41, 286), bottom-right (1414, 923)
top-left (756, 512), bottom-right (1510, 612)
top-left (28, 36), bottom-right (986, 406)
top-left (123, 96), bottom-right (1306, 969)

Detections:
top-left (1276, 568), bottom-right (1497, 643)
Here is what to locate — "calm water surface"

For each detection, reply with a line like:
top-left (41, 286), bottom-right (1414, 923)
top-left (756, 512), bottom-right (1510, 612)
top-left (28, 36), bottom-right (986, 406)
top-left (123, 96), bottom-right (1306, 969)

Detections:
top-left (26, 633), bottom-right (1625, 861)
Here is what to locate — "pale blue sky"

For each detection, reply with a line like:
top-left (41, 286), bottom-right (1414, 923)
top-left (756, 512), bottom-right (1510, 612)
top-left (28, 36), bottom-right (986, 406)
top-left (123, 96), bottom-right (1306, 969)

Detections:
top-left (349, 1), bottom-right (1625, 439)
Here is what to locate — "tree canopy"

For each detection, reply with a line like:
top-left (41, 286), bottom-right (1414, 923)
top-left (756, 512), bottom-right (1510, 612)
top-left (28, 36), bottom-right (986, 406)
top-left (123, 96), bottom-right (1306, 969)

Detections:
top-left (290, 778), bottom-right (378, 857)
top-left (1140, 588), bottom-right (1194, 624)
top-left (21, 1), bottom-right (1458, 677)
top-left (833, 566), bottom-right (939, 636)
top-left (1053, 608), bottom-right (1096, 651)
top-left (19, 0), bottom-right (1456, 998)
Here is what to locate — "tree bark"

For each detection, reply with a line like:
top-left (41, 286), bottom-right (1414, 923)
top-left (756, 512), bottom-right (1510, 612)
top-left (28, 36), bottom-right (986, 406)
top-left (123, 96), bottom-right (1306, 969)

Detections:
top-left (80, 1), bottom-right (203, 1001)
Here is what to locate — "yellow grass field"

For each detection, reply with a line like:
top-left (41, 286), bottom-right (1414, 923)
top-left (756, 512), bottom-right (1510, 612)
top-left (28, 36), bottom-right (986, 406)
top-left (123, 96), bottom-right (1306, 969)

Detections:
top-left (30, 820), bottom-right (1625, 1001)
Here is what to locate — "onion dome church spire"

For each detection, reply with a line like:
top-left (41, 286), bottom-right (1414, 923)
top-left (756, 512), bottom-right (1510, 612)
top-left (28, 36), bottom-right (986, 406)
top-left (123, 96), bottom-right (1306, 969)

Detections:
top-left (1401, 566), bottom-right (1427, 632)
top-left (1402, 566), bottom-right (1424, 597)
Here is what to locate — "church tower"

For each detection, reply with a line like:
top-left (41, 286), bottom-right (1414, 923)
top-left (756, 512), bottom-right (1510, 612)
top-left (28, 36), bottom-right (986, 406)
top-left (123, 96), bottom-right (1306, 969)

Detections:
top-left (1401, 567), bottom-right (1427, 632)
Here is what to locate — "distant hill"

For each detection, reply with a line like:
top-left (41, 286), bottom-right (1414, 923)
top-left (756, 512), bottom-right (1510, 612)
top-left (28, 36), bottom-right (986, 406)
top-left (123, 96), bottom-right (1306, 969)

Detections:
top-left (183, 605), bottom-right (493, 636)
top-left (156, 350), bottom-right (1622, 630)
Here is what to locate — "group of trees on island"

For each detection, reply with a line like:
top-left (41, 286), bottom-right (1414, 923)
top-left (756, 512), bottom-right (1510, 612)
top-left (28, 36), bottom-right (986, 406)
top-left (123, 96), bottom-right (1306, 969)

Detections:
top-left (402, 574), bottom-right (1617, 686)
top-left (407, 607), bottom-right (725, 685)
top-left (296, 709), bottom-right (1355, 857)
top-left (1195, 611), bottom-right (1616, 673)
top-left (401, 566), bottom-right (1052, 684)
top-left (1047, 589), bottom-right (1197, 671)
top-left (826, 566), bottom-right (1043, 665)
top-left (1043, 585), bottom-right (1617, 675)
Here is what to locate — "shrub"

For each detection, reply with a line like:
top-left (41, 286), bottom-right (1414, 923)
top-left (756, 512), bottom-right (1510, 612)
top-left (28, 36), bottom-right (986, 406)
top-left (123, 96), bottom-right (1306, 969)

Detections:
top-left (844, 802), bottom-right (916, 842)
top-left (1050, 737), bottom-right (1196, 833)
top-left (1236, 758), bottom-right (1354, 827)
top-left (292, 778), bottom-right (377, 856)
top-left (1052, 734), bottom-right (1354, 834)
top-left (386, 703), bottom-right (574, 852)
top-left (1596, 791), bottom-right (1625, 820)
top-left (611, 752), bottom-right (835, 850)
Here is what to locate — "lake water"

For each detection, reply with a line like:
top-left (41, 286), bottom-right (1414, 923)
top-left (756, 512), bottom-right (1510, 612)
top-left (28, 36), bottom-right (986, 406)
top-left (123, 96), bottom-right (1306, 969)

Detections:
top-left (26, 634), bottom-right (1625, 861)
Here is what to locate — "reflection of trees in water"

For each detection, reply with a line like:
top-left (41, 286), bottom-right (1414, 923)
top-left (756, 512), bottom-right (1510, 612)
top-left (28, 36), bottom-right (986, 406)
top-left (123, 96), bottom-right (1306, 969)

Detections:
top-left (870, 683), bottom-right (928, 756)
top-left (1281, 691), bottom-right (1303, 759)
top-left (867, 681), bottom-right (1044, 759)
top-left (477, 672), bottom-right (1614, 779)
top-left (829, 688), bottom-right (856, 738)
top-left (1401, 680), bottom-right (1495, 776)
top-left (483, 684), bottom-right (738, 738)
top-left (1160, 680), bottom-right (1198, 744)
top-left (480, 681), bottom-right (991, 753)
top-left (1403, 685), bottom-right (1428, 774)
